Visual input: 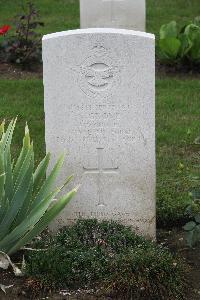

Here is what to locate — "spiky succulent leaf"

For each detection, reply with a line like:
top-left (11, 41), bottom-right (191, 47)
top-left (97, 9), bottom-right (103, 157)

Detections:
top-left (33, 152), bottom-right (51, 194)
top-left (8, 188), bottom-right (77, 255)
top-left (0, 120), bottom-right (76, 255)
top-left (13, 124), bottom-right (31, 185)
top-left (0, 189), bottom-right (59, 252)
top-left (31, 154), bottom-right (65, 209)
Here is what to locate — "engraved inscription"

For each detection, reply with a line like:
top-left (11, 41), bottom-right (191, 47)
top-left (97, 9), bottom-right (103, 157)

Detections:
top-left (83, 148), bottom-right (119, 206)
top-left (74, 211), bottom-right (131, 218)
top-left (57, 101), bottom-right (141, 145)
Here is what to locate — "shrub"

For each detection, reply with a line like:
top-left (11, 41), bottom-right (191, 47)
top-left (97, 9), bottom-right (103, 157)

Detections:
top-left (0, 119), bottom-right (77, 255)
top-left (0, 1), bottom-right (43, 66)
top-left (183, 179), bottom-right (200, 247)
top-left (26, 219), bottom-right (185, 300)
top-left (158, 17), bottom-right (200, 69)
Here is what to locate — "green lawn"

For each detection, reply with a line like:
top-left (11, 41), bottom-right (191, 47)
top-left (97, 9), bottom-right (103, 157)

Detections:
top-left (0, 80), bottom-right (45, 164)
top-left (0, 0), bottom-right (200, 36)
top-left (0, 78), bottom-right (199, 227)
top-left (156, 79), bottom-right (200, 226)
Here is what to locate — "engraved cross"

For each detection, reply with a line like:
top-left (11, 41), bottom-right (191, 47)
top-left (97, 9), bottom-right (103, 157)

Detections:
top-left (83, 148), bottom-right (119, 207)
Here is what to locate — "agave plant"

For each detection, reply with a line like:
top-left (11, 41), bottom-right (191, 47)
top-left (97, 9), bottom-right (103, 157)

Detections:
top-left (0, 119), bottom-right (77, 255)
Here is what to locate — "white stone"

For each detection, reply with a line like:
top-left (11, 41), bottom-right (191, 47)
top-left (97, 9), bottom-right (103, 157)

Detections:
top-left (80, 0), bottom-right (146, 31)
top-left (43, 28), bottom-right (155, 238)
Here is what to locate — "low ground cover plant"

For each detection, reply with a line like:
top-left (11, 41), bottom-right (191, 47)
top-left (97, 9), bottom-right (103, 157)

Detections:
top-left (0, 1), bottom-right (43, 67)
top-left (0, 119), bottom-right (77, 256)
top-left (27, 219), bottom-right (186, 300)
top-left (183, 175), bottom-right (200, 247)
top-left (158, 17), bottom-right (200, 70)
top-left (183, 204), bottom-right (200, 247)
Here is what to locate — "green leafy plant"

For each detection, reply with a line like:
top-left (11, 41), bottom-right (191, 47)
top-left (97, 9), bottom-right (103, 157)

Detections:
top-left (0, 1), bottom-right (43, 66)
top-left (0, 119), bottom-right (77, 255)
top-left (158, 17), bottom-right (200, 67)
top-left (183, 186), bottom-right (200, 247)
top-left (27, 219), bottom-right (185, 300)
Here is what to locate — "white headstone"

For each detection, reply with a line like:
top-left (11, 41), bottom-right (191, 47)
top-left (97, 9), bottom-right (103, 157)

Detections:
top-left (80, 0), bottom-right (146, 31)
top-left (43, 28), bottom-right (155, 238)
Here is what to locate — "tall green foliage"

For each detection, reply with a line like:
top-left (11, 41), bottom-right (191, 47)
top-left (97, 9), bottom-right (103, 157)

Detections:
top-left (158, 17), bottom-right (200, 66)
top-left (0, 119), bottom-right (77, 255)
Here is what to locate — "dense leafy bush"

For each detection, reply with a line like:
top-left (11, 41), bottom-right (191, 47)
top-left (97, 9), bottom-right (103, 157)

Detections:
top-left (0, 1), bottom-right (43, 66)
top-left (158, 17), bottom-right (200, 68)
top-left (183, 175), bottom-right (200, 247)
top-left (157, 192), bottom-right (189, 228)
top-left (27, 219), bottom-right (185, 300)
top-left (0, 119), bottom-right (77, 255)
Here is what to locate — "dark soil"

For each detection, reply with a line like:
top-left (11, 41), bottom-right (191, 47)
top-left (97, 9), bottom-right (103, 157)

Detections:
top-left (156, 60), bottom-right (200, 79)
top-left (0, 230), bottom-right (199, 300)
top-left (157, 230), bottom-right (200, 300)
top-left (0, 62), bottom-right (42, 79)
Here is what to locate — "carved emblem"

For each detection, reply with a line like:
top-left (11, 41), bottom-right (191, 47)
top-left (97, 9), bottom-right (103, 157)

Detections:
top-left (73, 45), bottom-right (121, 98)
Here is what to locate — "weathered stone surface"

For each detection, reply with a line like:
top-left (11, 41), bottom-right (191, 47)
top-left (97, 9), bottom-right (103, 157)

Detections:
top-left (80, 0), bottom-right (146, 31)
top-left (43, 28), bottom-right (155, 238)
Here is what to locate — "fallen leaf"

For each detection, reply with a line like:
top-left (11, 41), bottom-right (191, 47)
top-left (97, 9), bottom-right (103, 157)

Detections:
top-left (0, 252), bottom-right (9, 270)
top-left (0, 284), bottom-right (13, 294)
top-left (0, 251), bottom-right (24, 276)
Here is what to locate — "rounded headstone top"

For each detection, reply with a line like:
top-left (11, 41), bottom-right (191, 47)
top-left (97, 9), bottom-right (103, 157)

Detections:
top-left (42, 28), bottom-right (155, 41)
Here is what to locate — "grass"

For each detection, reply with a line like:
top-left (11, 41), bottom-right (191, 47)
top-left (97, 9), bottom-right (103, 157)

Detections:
top-left (0, 78), bottom-right (199, 226)
top-left (156, 79), bottom-right (200, 226)
top-left (0, 79), bottom-right (45, 164)
top-left (0, 0), bottom-right (200, 37)
top-left (26, 219), bottom-right (185, 299)
top-left (0, 0), bottom-right (80, 35)
top-left (147, 0), bottom-right (200, 36)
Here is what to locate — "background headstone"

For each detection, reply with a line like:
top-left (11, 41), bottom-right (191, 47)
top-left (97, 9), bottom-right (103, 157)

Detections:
top-left (43, 28), bottom-right (155, 238)
top-left (80, 0), bottom-right (146, 31)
